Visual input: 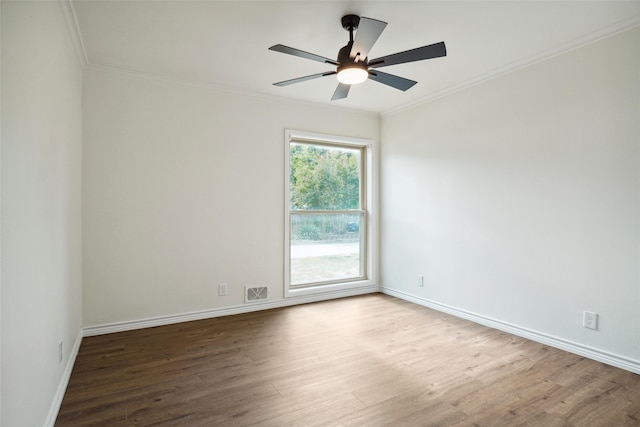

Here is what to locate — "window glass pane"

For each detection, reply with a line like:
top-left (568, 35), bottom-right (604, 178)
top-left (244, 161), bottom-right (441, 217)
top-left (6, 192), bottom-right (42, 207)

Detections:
top-left (290, 142), bottom-right (361, 210)
top-left (290, 213), bottom-right (363, 285)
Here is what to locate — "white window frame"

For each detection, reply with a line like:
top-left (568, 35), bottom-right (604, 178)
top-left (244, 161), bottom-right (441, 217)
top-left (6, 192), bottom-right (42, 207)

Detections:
top-left (284, 129), bottom-right (378, 298)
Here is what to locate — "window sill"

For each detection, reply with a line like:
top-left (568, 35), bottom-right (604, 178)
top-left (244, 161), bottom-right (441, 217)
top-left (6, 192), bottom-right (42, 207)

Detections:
top-left (286, 279), bottom-right (376, 298)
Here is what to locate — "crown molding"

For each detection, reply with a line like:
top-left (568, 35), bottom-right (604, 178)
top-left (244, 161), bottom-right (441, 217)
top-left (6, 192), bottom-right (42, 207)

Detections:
top-left (83, 63), bottom-right (379, 117)
top-left (58, 0), bottom-right (88, 67)
top-left (382, 16), bottom-right (640, 117)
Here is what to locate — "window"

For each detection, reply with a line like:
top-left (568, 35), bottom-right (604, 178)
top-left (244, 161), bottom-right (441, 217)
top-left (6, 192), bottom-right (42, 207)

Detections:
top-left (285, 130), bottom-right (377, 297)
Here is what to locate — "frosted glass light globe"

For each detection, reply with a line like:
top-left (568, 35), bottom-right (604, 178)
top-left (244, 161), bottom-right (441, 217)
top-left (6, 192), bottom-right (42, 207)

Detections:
top-left (337, 67), bottom-right (368, 85)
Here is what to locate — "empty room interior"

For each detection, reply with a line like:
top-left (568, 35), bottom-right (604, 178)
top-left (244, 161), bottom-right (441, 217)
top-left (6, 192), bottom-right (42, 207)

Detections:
top-left (2, 0), bottom-right (640, 425)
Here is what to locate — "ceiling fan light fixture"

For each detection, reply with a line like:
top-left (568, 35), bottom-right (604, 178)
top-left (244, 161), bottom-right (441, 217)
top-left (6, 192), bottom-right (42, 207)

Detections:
top-left (270, 14), bottom-right (447, 100)
top-left (337, 65), bottom-right (368, 85)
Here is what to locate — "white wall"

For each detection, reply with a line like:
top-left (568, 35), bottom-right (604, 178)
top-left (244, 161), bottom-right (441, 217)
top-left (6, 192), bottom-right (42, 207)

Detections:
top-left (1, 4), bottom-right (4, 423)
top-left (1, 1), bottom-right (83, 425)
top-left (381, 27), bottom-right (640, 365)
top-left (82, 67), bottom-right (379, 326)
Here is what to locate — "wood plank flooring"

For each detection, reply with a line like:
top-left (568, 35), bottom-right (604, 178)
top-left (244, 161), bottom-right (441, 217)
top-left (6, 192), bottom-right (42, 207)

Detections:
top-left (56, 294), bottom-right (640, 426)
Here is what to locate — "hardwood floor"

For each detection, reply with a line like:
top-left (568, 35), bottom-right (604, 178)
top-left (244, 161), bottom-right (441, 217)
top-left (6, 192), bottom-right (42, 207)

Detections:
top-left (56, 294), bottom-right (640, 426)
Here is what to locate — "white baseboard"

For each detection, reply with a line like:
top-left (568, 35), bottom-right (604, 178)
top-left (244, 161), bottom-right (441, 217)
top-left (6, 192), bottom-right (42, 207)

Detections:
top-left (44, 330), bottom-right (83, 427)
top-left (380, 286), bottom-right (640, 375)
top-left (42, 285), bottom-right (638, 426)
top-left (83, 285), bottom-right (379, 337)
top-left (43, 286), bottom-right (374, 426)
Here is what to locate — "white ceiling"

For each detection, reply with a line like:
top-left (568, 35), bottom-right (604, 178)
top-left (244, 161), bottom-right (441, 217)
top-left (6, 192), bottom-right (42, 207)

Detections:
top-left (72, 1), bottom-right (640, 115)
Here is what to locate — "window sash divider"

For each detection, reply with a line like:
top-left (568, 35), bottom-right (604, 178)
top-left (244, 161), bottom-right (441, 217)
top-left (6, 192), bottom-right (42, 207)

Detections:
top-left (285, 129), bottom-right (376, 295)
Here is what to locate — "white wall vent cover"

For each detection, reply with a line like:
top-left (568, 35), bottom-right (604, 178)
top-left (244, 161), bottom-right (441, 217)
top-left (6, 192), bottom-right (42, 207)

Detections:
top-left (245, 286), bottom-right (268, 303)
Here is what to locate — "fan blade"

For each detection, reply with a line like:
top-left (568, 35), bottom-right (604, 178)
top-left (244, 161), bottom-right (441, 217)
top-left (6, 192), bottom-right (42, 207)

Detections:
top-left (274, 71), bottom-right (336, 87)
top-left (331, 83), bottom-right (350, 100)
top-left (369, 41), bottom-right (446, 68)
top-left (350, 17), bottom-right (387, 61)
top-left (269, 44), bottom-right (339, 66)
top-left (367, 70), bottom-right (417, 91)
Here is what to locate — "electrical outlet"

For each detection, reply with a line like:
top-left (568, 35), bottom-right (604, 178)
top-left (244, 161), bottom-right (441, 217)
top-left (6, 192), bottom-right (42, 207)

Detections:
top-left (218, 283), bottom-right (228, 296)
top-left (58, 341), bottom-right (63, 363)
top-left (583, 311), bottom-right (598, 330)
top-left (417, 275), bottom-right (424, 287)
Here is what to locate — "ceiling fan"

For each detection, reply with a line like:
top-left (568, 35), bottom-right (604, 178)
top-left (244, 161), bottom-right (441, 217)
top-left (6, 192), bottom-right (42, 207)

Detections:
top-left (269, 14), bottom-right (446, 101)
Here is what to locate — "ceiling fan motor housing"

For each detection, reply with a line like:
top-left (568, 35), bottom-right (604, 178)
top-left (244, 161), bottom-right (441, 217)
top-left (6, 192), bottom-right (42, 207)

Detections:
top-left (336, 41), bottom-right (368, 84)
top-left (338, 42), bottom-right (366, 66)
